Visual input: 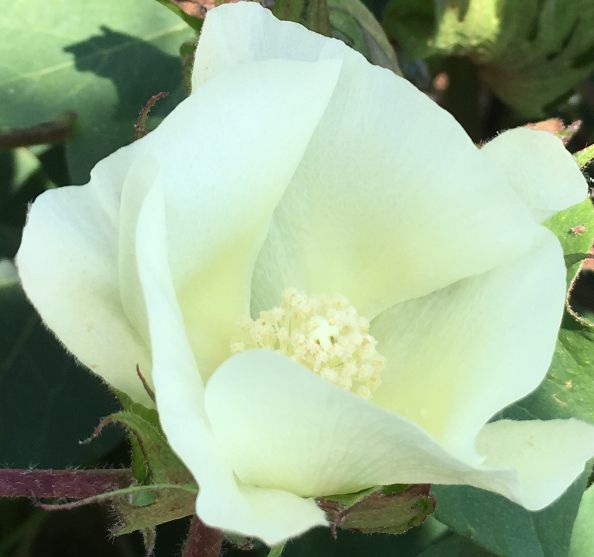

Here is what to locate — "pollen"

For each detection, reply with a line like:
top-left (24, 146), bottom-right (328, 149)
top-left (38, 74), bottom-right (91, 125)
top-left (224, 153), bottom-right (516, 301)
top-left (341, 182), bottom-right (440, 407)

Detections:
top-left (230, 288), bottom-right (385, 399)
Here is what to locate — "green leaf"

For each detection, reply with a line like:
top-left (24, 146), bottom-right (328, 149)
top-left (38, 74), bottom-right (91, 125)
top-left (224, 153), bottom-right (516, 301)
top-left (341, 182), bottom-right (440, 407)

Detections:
top-left (328, 0), bottom-right (401, 74)
top-left (546, 200), bottom-right (594, 264)
top-left (569, 483), bottom-right (594, 557)
top-left (0, 283), bottom-right (120, 468)
top-left (502, 199), bottom-right (594, 424)
top-left (273, 0), bottom-right (332, 36)
top-left (416, 533), bottom-right (494, 557)
top-left (574, 144), bottom-right (594, 169)
top-left (156, 0), bottom-right (205, 31)
top-left (432, 466), bottom-right (590, 557)
top-left (383, 0), bottom-right (594, 116)
top-left (545, 199), bottom-right (594, 285)
top-left (503, 319), bottom-right (594, 423)
top-left (0, 0), bottom-right (193, 182)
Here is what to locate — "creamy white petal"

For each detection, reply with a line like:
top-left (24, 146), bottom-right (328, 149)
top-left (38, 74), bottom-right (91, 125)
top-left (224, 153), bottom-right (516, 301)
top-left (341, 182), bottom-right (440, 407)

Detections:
top-left (136, 186), bottom-right (325, 546)
top-left (204, 351), bottom-right (481, 498)
top-left (371, 229), bottom-right (566, 457)
top-left (221, 8), bottom-right (541, 318)
top-left (193, 2), bottom-right (347, 88)
top-left (204, 350), bottom-right (594, 514)
top-left (18, 38), bottom-right (342, 400)
top-left (16, 148), bottom-right (152, 404)
top-left (481, 128), bottom-right (587, 222)
top-left (476, 419), bottom-right (594, 510)
top-left (137, 57), bottom-right (341, 380)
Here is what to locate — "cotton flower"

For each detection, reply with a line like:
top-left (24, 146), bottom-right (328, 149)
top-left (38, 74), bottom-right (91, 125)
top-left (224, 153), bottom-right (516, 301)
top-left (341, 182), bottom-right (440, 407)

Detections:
top-left (16, 2), bottom-right (594, 545)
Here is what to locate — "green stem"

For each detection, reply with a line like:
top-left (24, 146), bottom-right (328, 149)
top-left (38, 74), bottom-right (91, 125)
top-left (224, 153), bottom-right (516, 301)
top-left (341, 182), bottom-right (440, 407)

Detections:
top-left (267, 544), bottom-right (286, 557)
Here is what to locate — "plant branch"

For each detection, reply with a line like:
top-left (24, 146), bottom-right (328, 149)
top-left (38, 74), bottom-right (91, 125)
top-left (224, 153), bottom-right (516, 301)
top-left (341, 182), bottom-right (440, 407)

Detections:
top-left (0, 468), bottom-right (133, 499)
top-left (0, 112), bottom-right (77, 150)
top-left (181, 516), bottom-right (223, 557)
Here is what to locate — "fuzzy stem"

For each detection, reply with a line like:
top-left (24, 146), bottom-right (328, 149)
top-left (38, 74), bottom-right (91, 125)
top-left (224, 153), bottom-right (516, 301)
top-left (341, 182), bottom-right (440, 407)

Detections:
top-left (181, 516), bottom-right (223, 557)
top-left (0, 468), bottom-right (133, 499)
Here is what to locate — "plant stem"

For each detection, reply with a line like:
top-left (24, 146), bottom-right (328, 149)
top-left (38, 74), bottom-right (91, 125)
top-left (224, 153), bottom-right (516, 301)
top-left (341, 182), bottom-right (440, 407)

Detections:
top-left (181, 516), bottom-right (223, 557)
top-left (0, 468), bottom-right (133, 499)
top-left (0, 112), bottom-right (77, 150)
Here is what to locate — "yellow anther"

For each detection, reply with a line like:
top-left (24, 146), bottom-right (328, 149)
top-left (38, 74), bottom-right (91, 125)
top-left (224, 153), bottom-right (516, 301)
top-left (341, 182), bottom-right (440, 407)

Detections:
top-left (231, 288), bottom-right (384, 399)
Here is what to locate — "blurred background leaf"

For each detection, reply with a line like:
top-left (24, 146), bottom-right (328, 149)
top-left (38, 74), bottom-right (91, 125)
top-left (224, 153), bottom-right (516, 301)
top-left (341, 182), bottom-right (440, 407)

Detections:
top-left (383, 0), bottom-right (594, 117)
top-left (0, 279), bottom-right (120, 468)
top-left (569, 482), bottom-right (594, 557)
top-left (432, 468), bottom-right (590, 557)
top-left (0, 0), bottom-right (193, 182)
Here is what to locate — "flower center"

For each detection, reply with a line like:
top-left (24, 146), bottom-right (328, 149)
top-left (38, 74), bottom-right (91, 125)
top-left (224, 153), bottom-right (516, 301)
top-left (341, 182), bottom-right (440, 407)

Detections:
top-left (230, 288), bottom-right (384, 399)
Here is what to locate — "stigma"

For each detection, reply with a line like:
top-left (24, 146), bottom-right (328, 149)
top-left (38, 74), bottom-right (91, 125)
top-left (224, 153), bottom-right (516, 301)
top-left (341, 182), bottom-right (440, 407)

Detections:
top-left (231, 288), bottom-right (384, 399)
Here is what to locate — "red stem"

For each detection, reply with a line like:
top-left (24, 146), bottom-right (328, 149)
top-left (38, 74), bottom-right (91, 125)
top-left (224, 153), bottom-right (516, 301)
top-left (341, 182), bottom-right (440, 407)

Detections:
top-left (0, 468), bottom-right (133, 499)
top-left (181, 516), bottom-right (223, 557)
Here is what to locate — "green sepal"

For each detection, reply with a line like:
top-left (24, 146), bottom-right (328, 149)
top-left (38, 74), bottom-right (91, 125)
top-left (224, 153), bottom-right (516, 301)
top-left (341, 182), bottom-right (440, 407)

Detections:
top-left (98, 409), bottom-right (192, 486)
top-left (40, 482), bottom-right (197, 536)
top-left (85, 391), bottom-right (199, 536)
top-left (110, 484), bottom-right (197, 536)
top-left (318, 484), bottom-right (435, 535)
top-left (111, 388), bottom-right (161, 484)
top-left (224, 532), bottom-right (254, 551)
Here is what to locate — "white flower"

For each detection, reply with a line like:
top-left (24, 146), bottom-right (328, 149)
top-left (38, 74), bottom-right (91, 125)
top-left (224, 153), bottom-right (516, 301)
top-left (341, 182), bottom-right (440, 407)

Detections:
top-left (16, 2), bottom-right (594, 546)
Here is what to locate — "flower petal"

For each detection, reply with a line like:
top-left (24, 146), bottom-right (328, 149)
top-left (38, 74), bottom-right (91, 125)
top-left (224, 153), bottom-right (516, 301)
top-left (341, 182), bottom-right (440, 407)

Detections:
top-left (218, 7), bottom-right (541, 318)
top-left (204, 350), bottom-right (478, 499)
top-left (136, 186), bottom-right (325, 546)
top-left (370, 229), bottom-right (565, 457)
top-left (16, 148), bottom-right (153, 404)
top-left (481, 128), bottom-right (587, 222)
top-left (21, 50), bottom-right (342, 399)
top-left (476, 419), bottom-right (594, 510)
top-left (192, 2), bottom-right (347, 89)
top-left (204, 349), bottom-right (594, 518)
top-left (143, 56), bottom-right (341, 379)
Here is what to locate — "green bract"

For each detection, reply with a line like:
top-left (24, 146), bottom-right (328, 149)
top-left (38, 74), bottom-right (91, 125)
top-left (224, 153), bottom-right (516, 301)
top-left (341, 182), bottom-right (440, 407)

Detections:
top-left (15, 1), bottom-right (594, 546)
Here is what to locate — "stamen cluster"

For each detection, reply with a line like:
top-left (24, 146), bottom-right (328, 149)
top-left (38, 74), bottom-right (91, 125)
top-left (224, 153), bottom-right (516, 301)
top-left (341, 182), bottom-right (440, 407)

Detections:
top-left (231, 288), bottom-right (384, 399)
